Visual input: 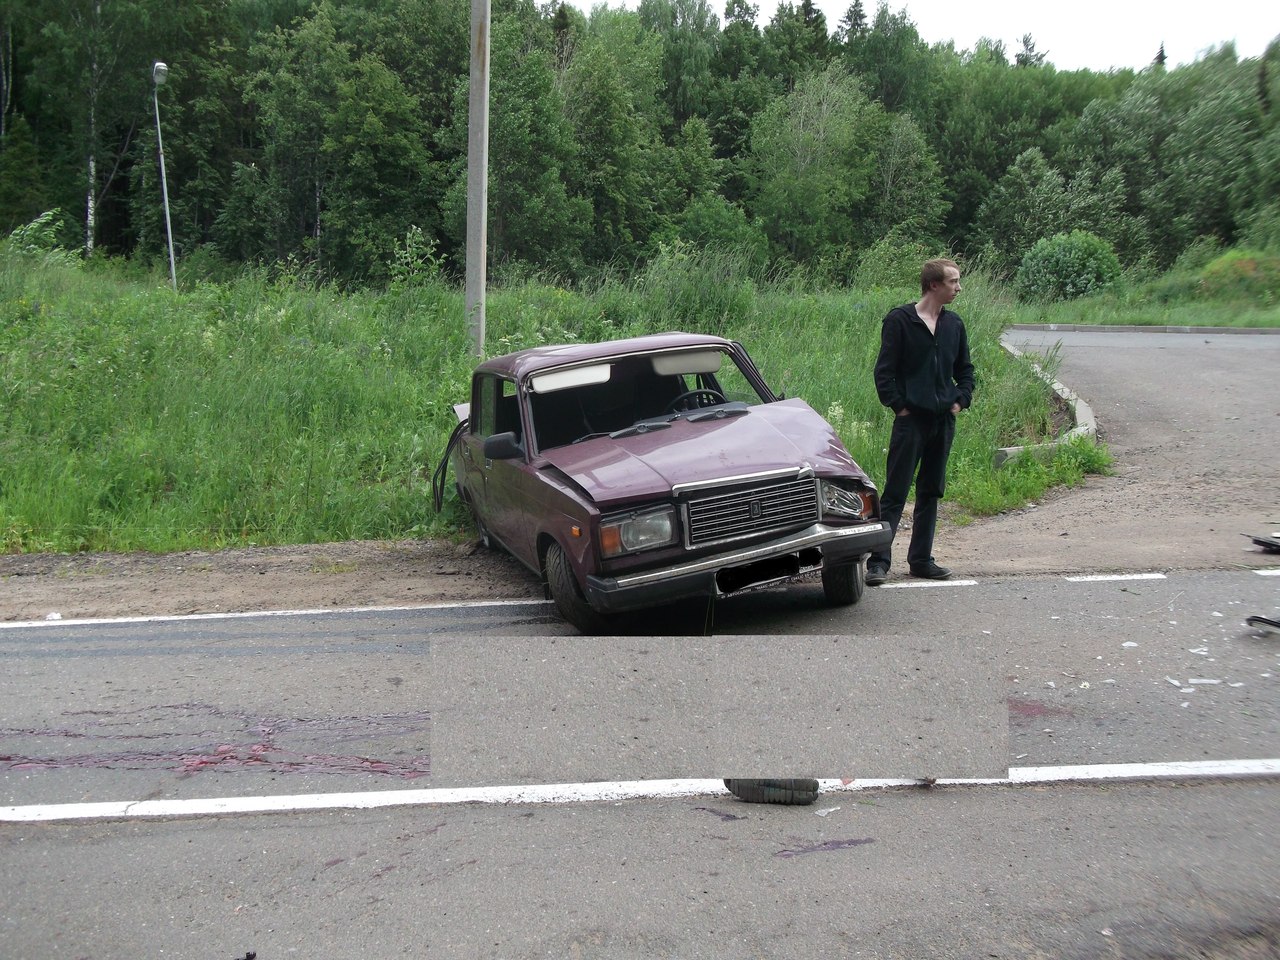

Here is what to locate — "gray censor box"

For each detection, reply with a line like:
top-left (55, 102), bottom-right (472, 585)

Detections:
top-left (429, 634), bottom-right (1007, 784)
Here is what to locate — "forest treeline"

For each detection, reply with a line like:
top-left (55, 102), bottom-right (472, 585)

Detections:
top-left (2, 0), bottom-right (1278, 287)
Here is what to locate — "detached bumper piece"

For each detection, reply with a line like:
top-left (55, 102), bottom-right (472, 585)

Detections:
top-left (723, 778), bottom-right (820, 805)
top-left (1246, 615), bottom-right (1280, 636)
top-left (1245, 532), bottom-right (1280, 553)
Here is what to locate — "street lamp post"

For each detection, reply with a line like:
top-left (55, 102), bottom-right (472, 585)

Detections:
top-left (151, 61), bottom-right (177, 292)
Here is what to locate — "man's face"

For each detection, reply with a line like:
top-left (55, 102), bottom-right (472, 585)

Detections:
top-left (936, 267), bottom-right (962, 303)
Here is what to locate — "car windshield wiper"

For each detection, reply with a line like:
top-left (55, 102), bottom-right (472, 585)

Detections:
top-left (685, 403), bottom-right (750, 423)
top-left (609, 420), bottom-right (672, 439)
top-left (571, 421), bottom-right (673, 444)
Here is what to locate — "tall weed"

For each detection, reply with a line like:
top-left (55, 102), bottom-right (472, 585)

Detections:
top-left (1, 250), bottom-right (1107, 553)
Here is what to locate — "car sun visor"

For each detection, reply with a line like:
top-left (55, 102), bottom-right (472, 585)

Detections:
top-left (651, 349), bottom-right (722, 376)
top-left (530, 363), bottom-right (613, 394)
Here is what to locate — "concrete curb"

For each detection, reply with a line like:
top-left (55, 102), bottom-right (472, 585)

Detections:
top-left (995, 332), bottom-right (1098, 468)
top-left (1007, 323), bottom-right (1280, 335)
top-left (996, 323), bottom-right (1278, 467)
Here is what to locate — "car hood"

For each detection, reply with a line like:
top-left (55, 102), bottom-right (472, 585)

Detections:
top-left (537, 399), bottom-right (869, 505)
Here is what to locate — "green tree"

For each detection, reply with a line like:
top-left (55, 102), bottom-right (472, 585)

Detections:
top-left (444, 6), bottom-right (589, 275)
top-left (0, 115), bottom-right (47, 230)
top-left (929, 50), bottom-right (1128, 251)
top-left (1145, 74), bottom-right (1261, 253)
top-left (1060, 48), bottom-right (1266, 264)
top-left (21, 0), bottom-right (160, 254)
top-left (865, 111), bottom-right (947, 244)
top-left (126, 1), bottom-right (251, 264)
top-left (760, 1), bottom-right (827, 92)
top-left (1015, 33), bottom-right (1046, 68)
top-left (560, 40), bottom-right (653, 266)
top-left (580, 6), bottom-right (666, 135)
top-left (667, 193), bottom-right (769, 265)
top-left (638, 0), bottom-right (719, 132)
top-left (746, 63), bottom-right (880, 264)
top-left (707, 0), bottom-right (779, 200)
top-left (835, 0), bottom-right (867, 44)
top-left (971, 147), bottom-right (1130, 276)
top-left (227, 4), bottom-right (353, 267)
top-left (320, 54), bottom-right (431, 282)
top-left (842, 2), bottom-right (933, 112)
top-left (668, 115), bottom-right (723, 203)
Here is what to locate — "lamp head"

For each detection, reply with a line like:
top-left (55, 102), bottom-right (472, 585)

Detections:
top-left (152, 62), bottom-right (168, 85)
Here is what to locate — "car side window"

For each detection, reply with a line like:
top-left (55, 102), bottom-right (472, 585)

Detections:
top-left (703, 355), bottom-right (766, 405)
top-left (472, 374), bottom-right (522, 443)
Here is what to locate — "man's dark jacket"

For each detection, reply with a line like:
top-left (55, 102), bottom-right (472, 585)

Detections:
top-left (873, 304), bottom-right (975, 415)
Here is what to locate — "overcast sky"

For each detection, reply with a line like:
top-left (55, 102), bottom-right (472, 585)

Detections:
top-left (566, 0), bottom-right (1277, 72)
top-left (836, 0), bottom-right (1274, 71)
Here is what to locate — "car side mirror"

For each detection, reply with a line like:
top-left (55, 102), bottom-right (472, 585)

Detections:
top-left (482, 431), bottom-right (523, 460)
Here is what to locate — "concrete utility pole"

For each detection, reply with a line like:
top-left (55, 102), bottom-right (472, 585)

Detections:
top-left (465, 0), bottom-right (491, 357)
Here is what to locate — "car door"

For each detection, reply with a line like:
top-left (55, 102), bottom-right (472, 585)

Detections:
top-left (459, 373), bottom-right (538, 567)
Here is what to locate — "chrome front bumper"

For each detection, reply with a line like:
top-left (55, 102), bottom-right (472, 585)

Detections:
top-left (583, 520), bottom-right (893, 613)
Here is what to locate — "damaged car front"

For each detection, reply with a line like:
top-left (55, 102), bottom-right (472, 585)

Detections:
top-left (445, 332), bottom-right (892, 633)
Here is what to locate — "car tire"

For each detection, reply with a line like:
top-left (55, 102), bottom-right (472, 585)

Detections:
top-left (822, 556), bottom-right (864, 606)
top-left (723, 779), bottom-right (820, 805)
top-left (547, 542), bottom-right (611, 634)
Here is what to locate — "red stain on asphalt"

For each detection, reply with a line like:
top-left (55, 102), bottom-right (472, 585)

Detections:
top-left (1, 704), bottom-right (431, 779)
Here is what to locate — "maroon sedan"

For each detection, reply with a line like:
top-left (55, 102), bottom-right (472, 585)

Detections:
top-left (447, 332), bottom-right (892, 632)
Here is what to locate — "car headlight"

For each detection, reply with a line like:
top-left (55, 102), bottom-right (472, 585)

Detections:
top-left (599, 505), bottom-right (678, 558)
top-left (819, 480), bottom-right (873, 520)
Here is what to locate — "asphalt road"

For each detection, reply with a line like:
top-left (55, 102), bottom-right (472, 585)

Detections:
top-left (980, 327), bottom-right (1280, 575)
top-left (3, 329), bottom-right (1279, 959)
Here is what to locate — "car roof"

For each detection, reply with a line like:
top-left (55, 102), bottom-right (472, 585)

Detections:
top-left (476, 332), bottom-right (735, 382)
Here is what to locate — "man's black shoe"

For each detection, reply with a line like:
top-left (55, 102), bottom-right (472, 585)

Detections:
top-left (864, 562), bottom-right (889, 586)
top-left (909, 561), bottom-right (951, 580)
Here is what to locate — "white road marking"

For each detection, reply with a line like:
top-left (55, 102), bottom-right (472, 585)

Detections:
top-left (5, 569), bottom-right (1274, 629)
top-left (879, 579), bottom-right (978, 589)
top-left (4, 759), bottom-right (1278, 823)
top-left (1063, 573), bottom-right (1167, 582)
top-left (0, 598), bottom-right (552, 630)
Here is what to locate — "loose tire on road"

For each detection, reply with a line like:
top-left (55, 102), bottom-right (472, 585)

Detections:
top-left (547, 542), bottom-right (611, 634)
top-left (723, 779), bottom-right (820, 805)
top-left (822, 556), bottom-right (864, 606)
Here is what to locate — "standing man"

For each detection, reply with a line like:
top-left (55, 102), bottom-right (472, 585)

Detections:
top-left (865, 258), bottom-right (975, 586)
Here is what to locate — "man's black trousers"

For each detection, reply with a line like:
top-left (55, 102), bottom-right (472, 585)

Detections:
top-left (870, 410), bottom-right (956, 571)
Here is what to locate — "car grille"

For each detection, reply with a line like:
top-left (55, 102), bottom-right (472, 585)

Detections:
top-left (684, 477), bottom-right (820, 548)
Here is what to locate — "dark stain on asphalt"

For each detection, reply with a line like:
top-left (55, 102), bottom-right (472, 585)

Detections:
top-left (693, 806), bottom-right (747, 821)
top-left (775, 838), bottom-right (875, 858)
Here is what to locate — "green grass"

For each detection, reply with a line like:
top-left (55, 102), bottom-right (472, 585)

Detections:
top-left (1, 246), bottom-right (1121, 554)
top-left (1005, 247), bottom-right (1280, 328)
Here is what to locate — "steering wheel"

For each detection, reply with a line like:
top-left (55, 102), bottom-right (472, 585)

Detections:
top-left (664, 388), bottom-right (727, 413)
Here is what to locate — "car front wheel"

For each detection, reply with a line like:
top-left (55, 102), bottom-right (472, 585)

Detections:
top-left (822, 556), bottom-right (865, 606)
top-left (546, 542), bottom-right (612, 634)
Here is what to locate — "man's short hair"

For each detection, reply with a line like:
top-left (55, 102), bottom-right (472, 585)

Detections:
top-left (921, 258), bottom-right (959, 296)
